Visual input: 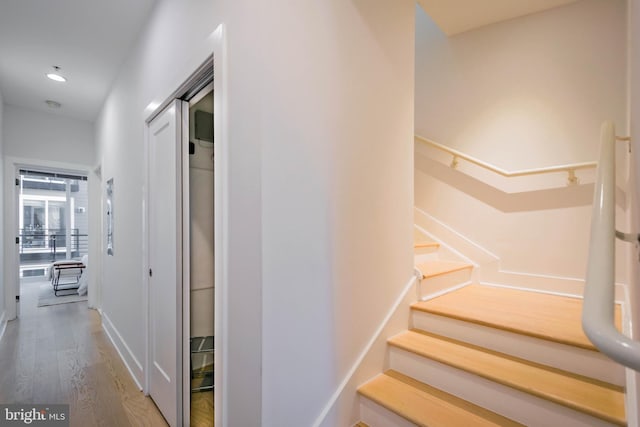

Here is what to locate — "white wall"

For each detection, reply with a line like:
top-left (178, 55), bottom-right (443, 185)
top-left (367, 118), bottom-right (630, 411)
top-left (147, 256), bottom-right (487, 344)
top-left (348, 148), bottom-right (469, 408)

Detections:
top-left (257, 2), bottom-right (414, 426)
top-left (3, 104), bottom-right (94, 165)
top-left (0, 92), bottom-right (5, 336)
top-left (416, 0), bottom-right (627, 169)
top-left (95, 0), bottom-right (414, 426)
top-left (414, 0), bottom-right (629, 284)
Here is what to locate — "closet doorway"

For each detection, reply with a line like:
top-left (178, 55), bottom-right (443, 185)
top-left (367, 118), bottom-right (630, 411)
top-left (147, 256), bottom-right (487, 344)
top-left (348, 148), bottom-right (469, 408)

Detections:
top-left (185, 84), bottom-right (215, 426)
top-left (145, 55), bottom-right (217, 427)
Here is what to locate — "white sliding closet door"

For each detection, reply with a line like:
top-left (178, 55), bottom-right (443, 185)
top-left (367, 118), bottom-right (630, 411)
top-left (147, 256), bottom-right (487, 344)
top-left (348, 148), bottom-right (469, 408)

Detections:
top-left (148, 99), bottom-right (184, 427)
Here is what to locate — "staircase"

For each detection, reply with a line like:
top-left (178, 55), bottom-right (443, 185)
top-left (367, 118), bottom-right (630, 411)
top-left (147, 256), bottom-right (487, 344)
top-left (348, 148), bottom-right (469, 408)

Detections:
top-left (356, 229), bottom-right (626, 427)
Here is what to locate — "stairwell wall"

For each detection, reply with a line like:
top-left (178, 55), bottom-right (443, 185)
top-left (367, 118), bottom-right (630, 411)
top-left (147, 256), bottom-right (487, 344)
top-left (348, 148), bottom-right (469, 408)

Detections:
top-left (257, 3), bottom-right (415, 426)
top-left (415, 0), bottom-right (629, 286)
top-left (0, 91), bottom-right (5, 338)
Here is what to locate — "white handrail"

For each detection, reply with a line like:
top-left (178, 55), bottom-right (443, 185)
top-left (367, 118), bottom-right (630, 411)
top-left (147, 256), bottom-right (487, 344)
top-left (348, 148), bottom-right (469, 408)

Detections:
top-left (415, 134), bottom-right (598, 184)
top-left (583, 121), bottom-right (640, 372)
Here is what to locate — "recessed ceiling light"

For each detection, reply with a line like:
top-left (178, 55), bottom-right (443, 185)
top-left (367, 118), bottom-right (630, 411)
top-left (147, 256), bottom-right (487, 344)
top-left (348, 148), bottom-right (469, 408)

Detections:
top-left (45, 100), bottom-right (61, 108)
top-left (46, 66), bottom-right (67, 82)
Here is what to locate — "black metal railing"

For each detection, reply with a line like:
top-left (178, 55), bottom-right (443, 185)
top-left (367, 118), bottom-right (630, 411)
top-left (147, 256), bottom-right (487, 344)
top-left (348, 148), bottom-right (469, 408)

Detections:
top-left (19, 228), bottom-right (88, 262)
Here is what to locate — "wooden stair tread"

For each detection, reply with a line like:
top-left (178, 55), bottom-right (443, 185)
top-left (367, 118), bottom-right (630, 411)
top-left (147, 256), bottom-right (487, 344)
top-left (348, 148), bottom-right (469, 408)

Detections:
top-left (411, 284), bottom-right (622, 351)
top-left (389, 330), bottom-right (626, 426)
top-left (414, 241), bottom-right (440, 249)
top-left (358, 370), bottom-right (524, 427)
top-left (415, 260), bottom-right (472, 279)
top-left (413, 228), bottom-right (439, 249)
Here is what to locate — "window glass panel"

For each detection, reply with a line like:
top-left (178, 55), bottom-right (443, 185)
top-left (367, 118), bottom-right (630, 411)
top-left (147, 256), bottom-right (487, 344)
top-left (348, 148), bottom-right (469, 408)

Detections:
top-left (48, 201), bottom-right (66, 248)
top-left (23, 200), bottom-right (45, 230)
top-left (48, 201), bottom-right (66, 231)
top-left (22, 200), bottom-right (46, 248)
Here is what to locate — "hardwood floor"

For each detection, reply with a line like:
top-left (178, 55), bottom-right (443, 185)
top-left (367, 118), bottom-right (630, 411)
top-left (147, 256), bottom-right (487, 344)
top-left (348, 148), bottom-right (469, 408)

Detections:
top-left (0, 279), bottom-right (168, 427)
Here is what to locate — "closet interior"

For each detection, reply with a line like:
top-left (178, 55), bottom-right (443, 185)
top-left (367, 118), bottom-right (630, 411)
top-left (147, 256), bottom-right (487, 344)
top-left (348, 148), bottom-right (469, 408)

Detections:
top-left (188, 86), bottom-right (214, 425)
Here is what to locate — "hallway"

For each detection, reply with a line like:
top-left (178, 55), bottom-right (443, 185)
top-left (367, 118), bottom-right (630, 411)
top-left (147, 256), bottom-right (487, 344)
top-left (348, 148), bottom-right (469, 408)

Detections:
top-left (0, 281), bottom-right (167, 427)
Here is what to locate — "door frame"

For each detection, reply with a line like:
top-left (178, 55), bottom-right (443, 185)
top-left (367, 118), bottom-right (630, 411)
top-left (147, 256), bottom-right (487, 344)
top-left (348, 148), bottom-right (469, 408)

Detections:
top-left (3, 157), bottom-right (90, 321)
top-left (142, 23), bottom-right (227, 427)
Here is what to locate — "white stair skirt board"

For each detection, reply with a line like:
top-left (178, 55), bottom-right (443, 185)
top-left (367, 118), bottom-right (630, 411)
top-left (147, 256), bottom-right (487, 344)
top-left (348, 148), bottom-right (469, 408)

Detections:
top-left (388, 347), bottom-right (619, 427)
top-left (360, 397), bottom-right (418, 427)
top-left (411, 310), bottom-right (625, 387)
top-left (418, 269), bottom-right (472, 300)
top-left (414, 208), bottom-right (499, 266)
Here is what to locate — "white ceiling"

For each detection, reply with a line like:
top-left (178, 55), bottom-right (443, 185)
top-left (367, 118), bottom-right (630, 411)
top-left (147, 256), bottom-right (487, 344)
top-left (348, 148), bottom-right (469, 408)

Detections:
top-left (417, 0), bottom-right (580, 36)
top-left (0, 1), bottom-right (580, 122)
top-left (0, 0), bottom-right (157, 122)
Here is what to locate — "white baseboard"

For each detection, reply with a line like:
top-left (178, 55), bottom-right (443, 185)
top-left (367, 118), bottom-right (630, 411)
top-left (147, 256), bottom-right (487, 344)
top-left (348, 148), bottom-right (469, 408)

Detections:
top-left (101, 311), bottom-right (144, 391)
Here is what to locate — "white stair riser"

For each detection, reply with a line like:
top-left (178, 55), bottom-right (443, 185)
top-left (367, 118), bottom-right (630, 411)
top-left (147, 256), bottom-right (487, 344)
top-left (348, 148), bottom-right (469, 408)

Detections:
top-left (414, 252), bottom-right (439, 263)
top-left (389, 347), bottom-right (619, 427)
top-left (419, 269), bottom-right (472, 300)
top-left (359, 397), bottom-right (417, 427)
top-left (411, 311), bottom-right (625, 387)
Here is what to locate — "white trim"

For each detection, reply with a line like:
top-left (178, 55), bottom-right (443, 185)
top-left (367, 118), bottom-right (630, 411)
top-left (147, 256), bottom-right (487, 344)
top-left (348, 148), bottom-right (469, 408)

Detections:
top-left (87, 163), bottom-right (102, 311)
top-left (479, 281), bottom-right (589, 299)
top-left (142, 119), bottom-right (150, 395)
top-left (211, 24), bottom-right (228, 427)
top-left (420, 281), bottom-right (472, 302)
top-left (20, 195), bottom-right (66, 202)
top-left (7, 157), bottom-right (90, 177)
top-left (0, 310), bottom-right (7, 343)
top-left (180, 98), bottom-right (191, 427)
top-left (414, 224), bottom-right (477, 267)
top-left (175, 101), bottom-right (185, 427)
top-left (311, 274), bottom-right (417, 427)
top-left (188, 82), bottom-right (214, 106)
top-left (498, 268), bottom-right (585, 284)
top-left (414, 207), bottom-right (499, 263)
top-left (102, 311), bottom-right (144, 390)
